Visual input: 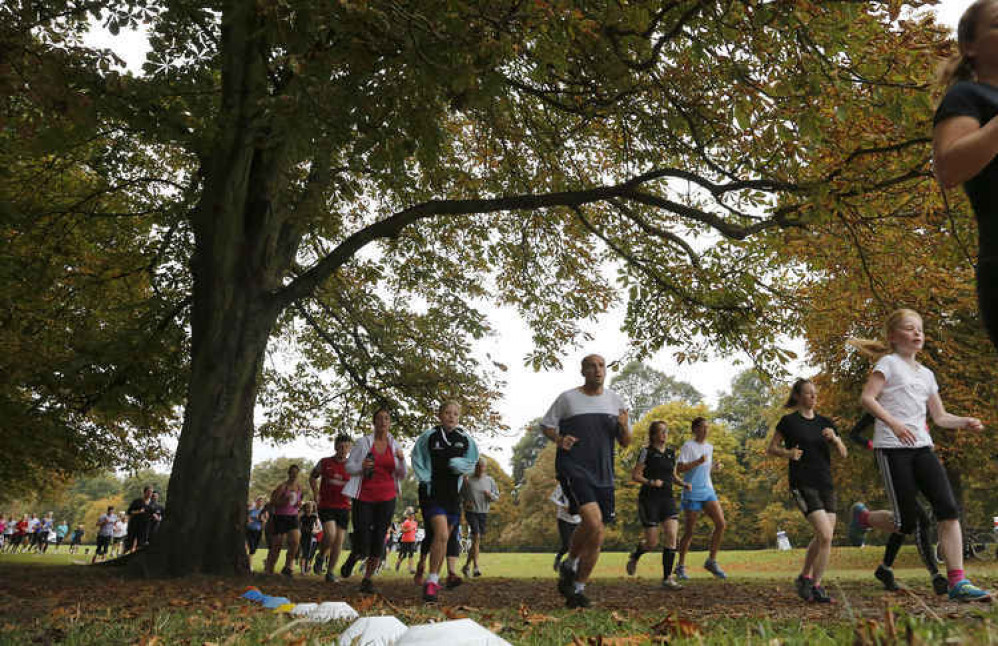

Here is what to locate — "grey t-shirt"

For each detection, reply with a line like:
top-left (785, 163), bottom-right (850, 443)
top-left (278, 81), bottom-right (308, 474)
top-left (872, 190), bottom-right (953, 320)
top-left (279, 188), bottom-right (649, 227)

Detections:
top-left (461, 475), bottom-right (499, 514)
top-left (542, 387), bottom-right (628, 488)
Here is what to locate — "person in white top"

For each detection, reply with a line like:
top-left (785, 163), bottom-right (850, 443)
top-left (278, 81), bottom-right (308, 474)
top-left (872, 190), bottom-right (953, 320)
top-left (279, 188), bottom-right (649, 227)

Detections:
top-left (675, 417), bottom-right (728, 580)
top-left (848, 309), bottom-right (991, 603)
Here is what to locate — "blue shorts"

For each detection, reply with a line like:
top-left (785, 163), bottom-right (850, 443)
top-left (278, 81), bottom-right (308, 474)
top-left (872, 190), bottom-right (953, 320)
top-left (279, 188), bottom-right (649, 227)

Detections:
top-left (423, 502), bottom-right (460, 528)
top-left (680, 493), bottom-right (718, 512)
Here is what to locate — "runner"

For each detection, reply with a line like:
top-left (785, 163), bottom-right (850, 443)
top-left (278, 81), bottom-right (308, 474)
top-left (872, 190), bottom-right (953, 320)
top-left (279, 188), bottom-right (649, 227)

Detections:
top-left (675, 417), bottom-right (727, 581)
top-left (541, 353), bottom-right (631, 609)
top-left (111, 513), bottom-right (127, 557)
top-left (264, 464), bottom-right (303, 577)
top-left (37, 513), bottom-right (54, 554)
top-left (125, 486), bottom-right (153, 553)
top-left (461, 459), bottom-right (500, 578)
top-left (54, 520), bottom-right (68, 553)
top-left (342, 408), bottom-right (406, 594)
top-left (848, 413), bottom-right (946, 595)
top-left (411, 401), bottom-right (479, 603)
top-left (147, 492), bottom-right (164, 541)
top-left (246, 496), bottom-right (267, 560)
top-left (766, 379), bottom-right (847, 603)
top-left (848, 309), bottom-right (991, 602)
top-left (309, 434), bottom-right (353, 583)
top-left (626, 420), bottom-right (690, 590)
top-left (395, 508), bottom-right (418, 573)
top-left (298, 501), bottom-right (321, 575)
top-left (933, 0), bottom-right (998, 352)
top-left (68, 525), bottom-right (84, 554)
top-left (92, 506), bottom-right (116, 564)
top-left (549, 483), bottom-right (581, 573)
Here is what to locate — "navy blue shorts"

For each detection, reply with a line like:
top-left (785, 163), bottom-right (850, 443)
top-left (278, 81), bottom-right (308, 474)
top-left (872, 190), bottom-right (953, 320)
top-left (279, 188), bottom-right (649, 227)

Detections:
top-left (557, 474), bottom-right (615, 524)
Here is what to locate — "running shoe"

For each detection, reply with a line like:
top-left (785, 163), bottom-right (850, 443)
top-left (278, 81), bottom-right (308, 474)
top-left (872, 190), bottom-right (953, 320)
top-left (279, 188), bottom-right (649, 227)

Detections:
top-left (662, 578), bottom-right (683, 591)
top-left (313, 555), bottom-right (324, 575)
top-left (414, 561), bottom-right (425, 586)
top-left (359, 578), bottom-right (374, 594)
top-left (874, 564), bottom-right (900, 591)
top-left (558, 559), bottom-right (577, 597)
top-left (932, 574), bottom-right (949, 596)
top-left (626, 554), bottom-right (638, 576)
top-left (811, 585), bottom-right (834, 604)
top-left (674, 564), bottom-right (689, 581)
top-left (795, 574), bottom-right (813, 602)
top-left (566, 591), bottom-right (591, 609)
top-left (422, 580), bottom-right (441, 603)
top-left (340, 554), bottom-right (357, 579)
top-left (281, 567), bottom-right (293, 578)
top-left (948, 579), bottom-right (993, 603)
top-left (553, 554), bottom-right (562, 572)
top-left (473, 568), bottom-right (482, 577)
top-left (704, 558), bottom-right (727, 580)
top-left (324, 571), bottom-right (337, 583)
top-left (445, 573), bottom-right (463, 589)
top-left (461, 563), bottom-right (471, 578)
top-left (848, 502), bottom-right (868, 546)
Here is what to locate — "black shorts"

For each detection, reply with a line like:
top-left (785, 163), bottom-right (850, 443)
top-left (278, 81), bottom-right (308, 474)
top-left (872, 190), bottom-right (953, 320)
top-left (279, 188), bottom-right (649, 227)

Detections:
top-left (96, 534), bottom-right (111, 555)
top-left (791, 486), bottom-right (837, 517)
top-left (557, 474), bottom-right (615, 524)
top-left (246, 528), bottom-right (262, 554)
top-left (398, 541), bottom-right (417, 557)
top-left (272, 514), bottom-right (300, 535)
top-left (465, 511), bottom-right (488, 536)
top-left (638, 489), bottom-right (678, 527)
top-left (319, 508), bottom-right (350, 530)
top-left (876, 447), bottom-right (959, 534)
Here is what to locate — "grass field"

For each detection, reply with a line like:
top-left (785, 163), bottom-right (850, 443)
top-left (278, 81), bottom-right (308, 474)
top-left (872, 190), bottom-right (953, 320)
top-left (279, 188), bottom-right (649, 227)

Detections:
top-left (1, 547), bottom-right (996, 644)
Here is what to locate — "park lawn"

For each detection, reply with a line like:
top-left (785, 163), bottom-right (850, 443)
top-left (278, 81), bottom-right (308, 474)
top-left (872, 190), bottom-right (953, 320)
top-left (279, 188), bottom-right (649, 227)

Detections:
top-left (1, 548), bottom-right (997, 645)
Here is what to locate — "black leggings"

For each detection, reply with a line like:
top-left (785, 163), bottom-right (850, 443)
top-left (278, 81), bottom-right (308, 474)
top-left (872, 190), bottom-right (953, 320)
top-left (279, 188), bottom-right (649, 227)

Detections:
top-left (876, 447), bottom-right (959, 534)
top-left (351, 498), bottom-right (396, 560)
top-left (556, 518), bottom-right (577, 560)
top-left (977, 259), bottom-right (998, 349)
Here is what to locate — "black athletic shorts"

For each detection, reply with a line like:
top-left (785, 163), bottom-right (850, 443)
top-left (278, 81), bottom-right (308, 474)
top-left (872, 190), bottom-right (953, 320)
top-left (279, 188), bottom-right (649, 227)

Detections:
top-left (398, 541), bottom-right (417, 557)
top-left (465, 511), bottom-right (488, 536)
top-left (638, 489), bottom-right (678, 527)
top-left (319, 508), bottom-right (350, 530)
top-left (272, 514), bottom-right (300, 535)
top-left (791, 486), bottom-right (837, 516)
top-left (557, 474), bottom-right (615, 524)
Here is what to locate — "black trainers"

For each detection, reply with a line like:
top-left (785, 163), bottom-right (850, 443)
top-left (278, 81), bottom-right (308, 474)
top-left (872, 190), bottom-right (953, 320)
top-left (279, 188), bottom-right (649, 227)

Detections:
top-left (626, 554), bottom-right (638, 576)
top-left (875, 564), bottom-right (901, 591)
top-left (359, 577), bottom-right (374, 593)
top-left (811, 585), bottom-right (834, 604)
top-left (566, 590), bottom-right (591, 609)
top-left (795, 574), bottom-right (813, 602)
top-left (445, 574), bottom-right (463, 589)
top-left (313, 555), bottom-right (324, 575)
top-left (557, 560), bottom-right (576, 598)
top-left (932, 574), bottom-right (949, 596)
top-left (340, 554), bottom-right (357, 579)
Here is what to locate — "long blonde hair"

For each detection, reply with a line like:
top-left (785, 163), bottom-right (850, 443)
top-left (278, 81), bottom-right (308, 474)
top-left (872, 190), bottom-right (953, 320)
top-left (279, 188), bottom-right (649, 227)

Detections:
top-left (938, 0), bottom-right (997, 89)
top-left (846, 308), bottom-right (922, 360)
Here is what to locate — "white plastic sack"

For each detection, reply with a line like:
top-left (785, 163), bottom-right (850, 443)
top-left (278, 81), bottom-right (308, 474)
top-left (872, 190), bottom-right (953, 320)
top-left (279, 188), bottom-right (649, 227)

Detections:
top-left (396, 619), bottom-right (511, 646)
top-left (310, 601), bottom-right (358, 623)
top-left (290, 603), bottom-right (318, 617)
top-left (337, 616), bottom-right (408, 646)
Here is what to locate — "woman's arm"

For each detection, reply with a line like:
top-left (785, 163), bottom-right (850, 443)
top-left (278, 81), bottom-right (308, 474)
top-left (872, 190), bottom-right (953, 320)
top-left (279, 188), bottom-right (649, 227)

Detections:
top-left (933, 115), bottom-right (998, 189)
top-left (861, 371), bottom-right (916, 445)
top-left (630, 453), bottom-right (649, 485)
top-left (766, 430), bottom-right (800, 460)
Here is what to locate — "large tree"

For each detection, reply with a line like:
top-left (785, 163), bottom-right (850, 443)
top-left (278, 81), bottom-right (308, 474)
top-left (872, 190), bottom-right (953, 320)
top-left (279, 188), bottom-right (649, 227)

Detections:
top-left (4, 0), bottom-right (954, 575)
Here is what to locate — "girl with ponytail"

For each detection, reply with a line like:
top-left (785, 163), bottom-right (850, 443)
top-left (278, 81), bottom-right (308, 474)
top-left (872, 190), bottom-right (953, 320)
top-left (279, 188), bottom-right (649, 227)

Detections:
top-left (847, 310), bottom-right (990, 602)
top-left (933, 1), bottom-right (998, 349)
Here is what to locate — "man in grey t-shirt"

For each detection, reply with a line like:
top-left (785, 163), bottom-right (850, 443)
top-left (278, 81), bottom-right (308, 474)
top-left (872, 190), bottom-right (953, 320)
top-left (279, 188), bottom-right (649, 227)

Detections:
top-left (460, 459), bottom-right (500, 578)
top-left (541, 353), bottom-right (631, 609)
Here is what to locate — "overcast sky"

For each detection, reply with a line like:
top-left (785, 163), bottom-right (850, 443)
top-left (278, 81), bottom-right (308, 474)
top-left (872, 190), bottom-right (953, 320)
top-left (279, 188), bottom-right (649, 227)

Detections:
top-left (84, 1), bottom-right (971, 473)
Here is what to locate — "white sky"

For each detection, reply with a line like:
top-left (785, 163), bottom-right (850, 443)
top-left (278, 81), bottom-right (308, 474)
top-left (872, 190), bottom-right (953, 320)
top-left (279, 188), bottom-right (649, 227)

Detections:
top-left (86, 1), bottom-right (969, 473)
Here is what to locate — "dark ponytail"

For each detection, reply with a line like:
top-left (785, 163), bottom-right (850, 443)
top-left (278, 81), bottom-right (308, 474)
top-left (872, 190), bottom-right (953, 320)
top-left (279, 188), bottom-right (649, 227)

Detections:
top-left (938, 1), bottom-right (997, 90)
top-left (784, 378), bottom-right (812, 409)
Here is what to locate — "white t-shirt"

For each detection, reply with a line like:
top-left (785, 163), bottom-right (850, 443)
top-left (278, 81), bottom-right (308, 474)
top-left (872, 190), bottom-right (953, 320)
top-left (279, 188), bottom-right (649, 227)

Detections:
top-left (678, 440), bottom-right (715, 500)
top-left (872, 353), bottom-right (937, 449)
top-left (112, 520), bottom-right (127, 539)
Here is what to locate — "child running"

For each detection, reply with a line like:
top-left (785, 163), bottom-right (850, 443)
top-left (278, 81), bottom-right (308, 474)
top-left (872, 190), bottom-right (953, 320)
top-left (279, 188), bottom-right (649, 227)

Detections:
top-left (848, 309), bottom-right (991, 602)
top-left (626, 421), bottom-right (691, 590)
top-left (933, 0), bottom-right (998, 351)
top-left (766, 379), bottom-right (847, 603)
top-left (675, 417), bottom-right (727, 580)
top-left (848, 413), bottom-right (946, 595)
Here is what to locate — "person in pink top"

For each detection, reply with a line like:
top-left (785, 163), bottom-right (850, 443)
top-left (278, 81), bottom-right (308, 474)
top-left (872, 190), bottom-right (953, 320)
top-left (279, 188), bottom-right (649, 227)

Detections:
top-left (342, 407), bottom-right (407, 594)
top-left (264, 464), bottom-right (303, 577)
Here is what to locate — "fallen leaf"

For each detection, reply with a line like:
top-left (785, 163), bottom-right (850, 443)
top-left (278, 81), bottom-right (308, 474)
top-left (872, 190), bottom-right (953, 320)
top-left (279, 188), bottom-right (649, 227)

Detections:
top-left (650, 612), bottom-right (702, 637)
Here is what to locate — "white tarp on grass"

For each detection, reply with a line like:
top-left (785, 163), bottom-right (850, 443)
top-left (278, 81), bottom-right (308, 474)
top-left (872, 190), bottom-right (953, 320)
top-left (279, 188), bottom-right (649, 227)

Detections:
top-left (336, 616), bottom-right (408, 646)
top-left (396, 619), bottom-right (511, 646)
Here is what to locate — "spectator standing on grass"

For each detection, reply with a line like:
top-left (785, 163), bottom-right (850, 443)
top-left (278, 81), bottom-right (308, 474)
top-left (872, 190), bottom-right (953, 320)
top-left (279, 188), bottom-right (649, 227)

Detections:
top-left (126, 486), bottom-right (153, 552)
top-left (460, 459), bottom-right (500, 578)
top-left (147, 491), bottom-right (164, 540)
